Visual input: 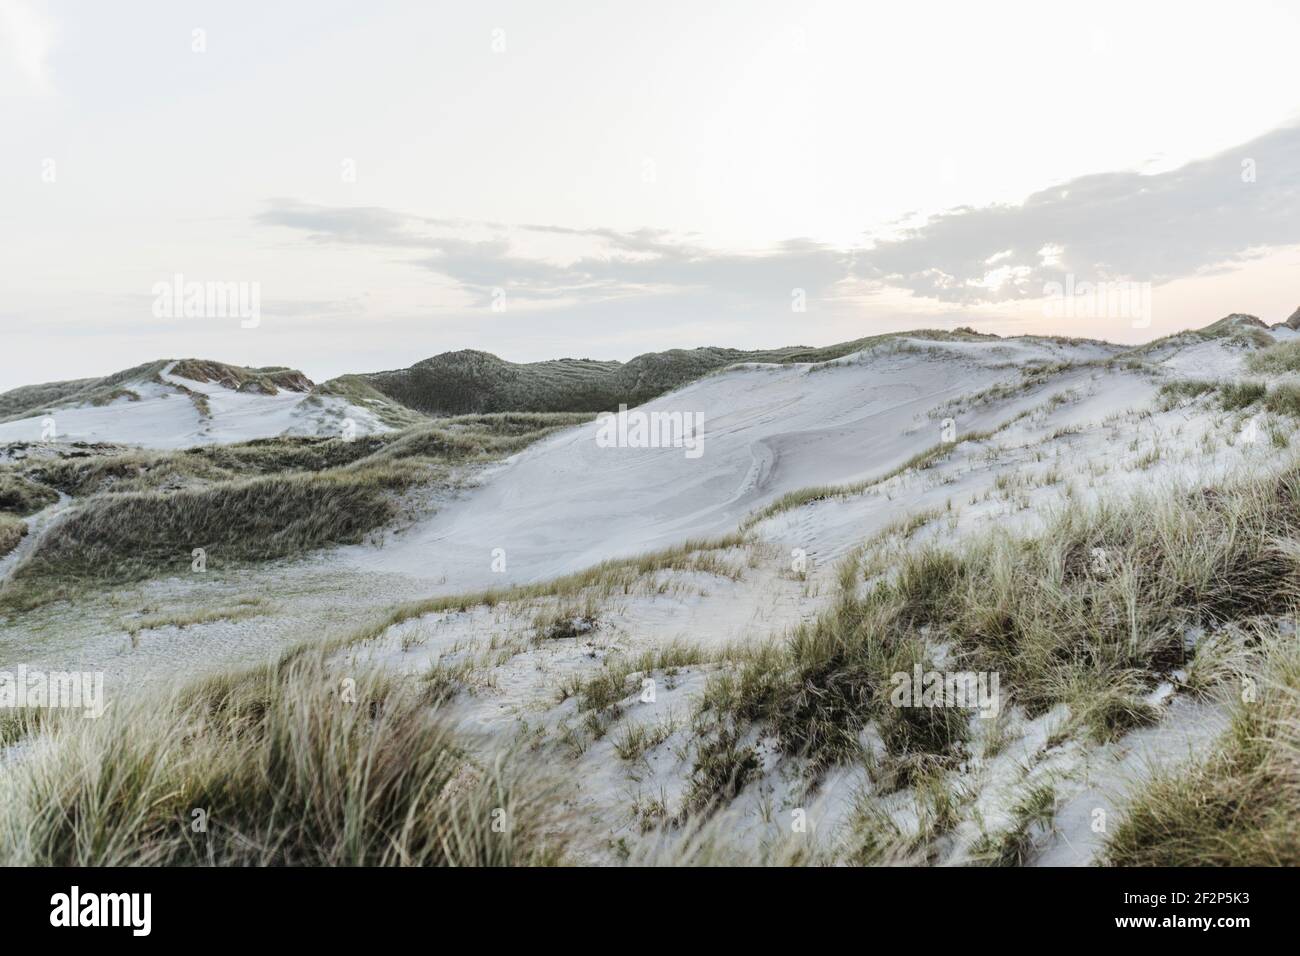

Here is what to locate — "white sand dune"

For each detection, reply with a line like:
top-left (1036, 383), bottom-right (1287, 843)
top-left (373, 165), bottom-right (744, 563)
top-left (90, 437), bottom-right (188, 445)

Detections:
top-left (6, 327), bottom-right (1282, 866)
top-left (328, 329), bottom-right (1284, 865)
top-left (341, 337), bottom-right (1114, 590)
top-left (0, 362), bottom-right (386, 448)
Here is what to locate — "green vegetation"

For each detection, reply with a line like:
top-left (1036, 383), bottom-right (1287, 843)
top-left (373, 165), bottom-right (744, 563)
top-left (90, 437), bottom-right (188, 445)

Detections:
top-left (1197, 315), bottom-right (1274, 347)
top-left (167, 359), bottom-right (312, 394)
top-left (1, 413), bottom-right (593, 609)
top-left (1106, 635), bottom-right (1300, 866)
top-left (21, 412), bottom-right (592, 499)
top-left (1264, 384), bottom-right (1300, 418)
top-left (27, 442), bottom-right (373, 497)
top-left (0, 472), bottom-right (59, 516)
top-left (0, 651), bottom-right (564, 865)
top-left (0, 361), bottom-right (168, 423)
top-left (689, 555), bottom-right (972, 786)
top-left (934, 362), bottom-right (1086, 417)
top-left (123, 596), bottom-right (272, 637)
top-left (0, 358), bottom-right (311, 425)
top-left (8, 325), bottom-right (1300, 866)
top-left (971, 783), bottom-right (1057, 866)
top-left (0, 708), bottom-right (44, 749)
top-left (741, 428), bottom-right (998, 530)
top-left (1120, 314), bottom-right (1274, 364)
top-left (364, 348), bottom-right (761, 417)
top-left (88, 387), bottom-right (140, 407)
top-left (355, 330), bottom-right (1010, 417)
top-left (328, 534), bottom-right (749, 665)
top-left (1156, 379), bottom-right (1216, 408)
top-left (309, 374), bottom-right (428, 429)
top-left (657, 463), bottom-right (1300, 833)
top-left (560, 640), bottom-right (709, 713)
top-left (0, 515), bottom-right (25, 559)
top-left (11, 466), bottom-right (407, 595)
top-left (1159, 377), bottom-right (1300, 420)
top-left (1219, 381), bottom-right (1267, 410)
top-left (1245, 339), bottom-right (1300, 375)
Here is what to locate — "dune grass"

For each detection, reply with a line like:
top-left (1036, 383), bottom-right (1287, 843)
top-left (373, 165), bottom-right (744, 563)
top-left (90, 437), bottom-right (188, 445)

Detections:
top-left (920, 473), bottom-right (1300, 712)
top-left (4, 465), bottom-right (410, 606)
top-left (1105, 634), bottom-right (1300, 866)
top-left (0, 651), bottom-right (564, 866)
top-left (167, 358), bottom-right (311, 395)
top-left (1245, 339), bottom-right (1300, 375)
top-left (741, 430), bottom-right (997, 531)
top-left (9, 360), bottom-right (1300, 864)
top-left (0, 514), bottom-right (25, 559)
top-left (689, 557), bottom-right (972, 787)
top-left (668, 462), bottom-right (1300, 827)
top-left (0, 472), bottom-right (60, 516)
top-left (1219, 381), bottom-right (1267, 410)
top-left (1158, 376), bottom-right (1300, 419)
top-left (1156, 379), bottom-right (1217, 409)
top-left (1264, 383), bottom-right (1300, 418)
top-left (123, 596), bottom-right (273, 637)
top-left (319, 533), bottom-right (751, 667)
top-left (358, 330), bottom-right (1013, 418)
top-left (1, 413), bottom-right (593, 610)
top-left (0, 360), bottom-right (169, 424)
top-left (22, 412), bottom-right (593, 499)
top-left (559, 640), bottom-right (710, 713)
top-left (309, 374), bottom-right (429, 429)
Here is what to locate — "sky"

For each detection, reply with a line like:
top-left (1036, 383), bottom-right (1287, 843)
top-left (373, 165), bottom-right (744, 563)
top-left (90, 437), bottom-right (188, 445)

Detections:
top-left (2, 0), bottom-right (1299, 391)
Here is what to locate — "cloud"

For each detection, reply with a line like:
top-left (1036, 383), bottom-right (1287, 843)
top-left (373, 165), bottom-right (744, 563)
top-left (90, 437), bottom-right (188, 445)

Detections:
top-left (256, 200), bottom-right (853, 307)
top-left (258, 122), bottom-right (1300, 312)
top-left (0, 0), bottom-right (56, 93)
top-left (858, 123), bottom-right (1300, 303)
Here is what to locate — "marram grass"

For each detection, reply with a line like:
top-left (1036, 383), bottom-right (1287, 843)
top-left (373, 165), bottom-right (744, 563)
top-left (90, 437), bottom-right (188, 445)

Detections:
top-left (0, 651), bottom-right (565, 866)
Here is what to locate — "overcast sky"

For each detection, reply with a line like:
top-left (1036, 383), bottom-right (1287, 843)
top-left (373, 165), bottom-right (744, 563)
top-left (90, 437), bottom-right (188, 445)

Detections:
top-left (3, 0), bottom-right (1299, 391)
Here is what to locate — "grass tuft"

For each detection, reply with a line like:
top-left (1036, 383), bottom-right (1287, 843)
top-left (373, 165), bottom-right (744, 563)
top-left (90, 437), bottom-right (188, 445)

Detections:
top-left (1105, 636), bottom-right (1300, 866)
top-left (0, 652), bottom-right (565, 866)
